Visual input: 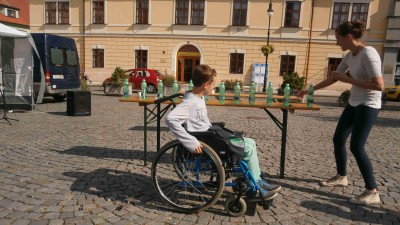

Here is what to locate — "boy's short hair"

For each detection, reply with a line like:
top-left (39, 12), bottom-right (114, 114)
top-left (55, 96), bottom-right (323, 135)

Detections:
top-left (192, 65), bottom-right (216, 87)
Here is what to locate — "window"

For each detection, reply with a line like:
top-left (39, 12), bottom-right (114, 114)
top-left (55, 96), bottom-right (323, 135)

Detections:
top-left (232, 0), bottom-right (247, 26)
top-left (93, 0), bottom-right (105, 24)
top-left (93, 49), bottom-right (104, 68)
top-left (6, 8), bottom-right (18, 18)
top-left (58, 2), bottom-right (69, 24)
top-left (230, 53), bottom-right (244, 74)
top-left (45, 2), bottom-right (57, 24)
top-left (135, 50), bottom-right (148, 68)
top-left (280, 55), bottom-right (296, 76)
top-left (332, 3), bottom-right (349, 29)
top-left (136, 0), bottom-right (149, 24)
top-left (191, 0), bottom-right (205, 25)
top-left (351, 3), bottom-right (369, 24)
top-left (44, 1), bottom-right (69, 24)
top-left (284, 1), bottom-right (301, 27)
top-left (50, 48), bottom-right (64, 65)
top-left (66, 50), bottom-right (78, 66)
top-left (327, 58), bottom-right (342, 77)
top-left (332, 3), bottom-right (370, 29)
top-left (175, 0), bottom-right (189, 25)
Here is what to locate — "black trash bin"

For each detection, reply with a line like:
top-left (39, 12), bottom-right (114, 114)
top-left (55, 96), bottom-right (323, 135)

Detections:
top-left (67, 91), bottom-right (91, 116)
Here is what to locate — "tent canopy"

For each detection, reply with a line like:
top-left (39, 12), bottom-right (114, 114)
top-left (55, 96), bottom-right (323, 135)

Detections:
top-left (0, 23), bottom-right (29, 38)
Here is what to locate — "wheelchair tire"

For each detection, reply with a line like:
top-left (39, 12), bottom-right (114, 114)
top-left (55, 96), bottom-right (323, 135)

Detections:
top-left (152, 140), bottom-right (225, 213)
top-left (224, 196), bottom-right (247, 217)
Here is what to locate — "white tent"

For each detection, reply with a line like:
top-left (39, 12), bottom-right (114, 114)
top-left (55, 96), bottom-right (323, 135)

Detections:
top-left (0, 23), bottom-right (45, 109)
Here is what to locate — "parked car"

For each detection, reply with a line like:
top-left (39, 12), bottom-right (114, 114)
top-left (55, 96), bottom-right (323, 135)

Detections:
top-left (383, 85), bottom-right (400, 101)
top-left (127, 68), bottom-right (164, 93)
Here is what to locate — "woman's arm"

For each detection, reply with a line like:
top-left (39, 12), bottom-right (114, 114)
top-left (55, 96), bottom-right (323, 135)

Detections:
top-left (331, 71), bottom-right (384, 91)
top-left (298, 78), bottom-right (337, 98)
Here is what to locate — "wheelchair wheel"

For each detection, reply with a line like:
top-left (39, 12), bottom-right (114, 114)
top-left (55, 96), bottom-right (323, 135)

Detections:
top-left (224, 196), bottom-right (247, 217)
top-left (152, 140), bottom-right (225, 213)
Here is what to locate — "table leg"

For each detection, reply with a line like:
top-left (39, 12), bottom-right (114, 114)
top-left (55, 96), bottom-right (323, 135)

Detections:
top-left (144, 105), bottom-right (148, 166)
top-left (280, 109), bottom-right (288, 178)
top-left (157, 104), bottom-right (161, 151)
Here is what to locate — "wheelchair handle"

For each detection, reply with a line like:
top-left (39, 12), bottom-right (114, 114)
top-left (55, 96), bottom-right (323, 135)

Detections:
top-left (153, 93), bottom-right (184, 106)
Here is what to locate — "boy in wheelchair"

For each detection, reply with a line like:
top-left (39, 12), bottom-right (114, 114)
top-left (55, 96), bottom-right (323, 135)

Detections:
top-left (166, 64), bottom-right (281, 201)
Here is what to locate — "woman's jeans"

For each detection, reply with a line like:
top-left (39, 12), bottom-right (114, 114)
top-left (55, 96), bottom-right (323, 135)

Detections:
top-left (333, 104), bottom-right (380, 190)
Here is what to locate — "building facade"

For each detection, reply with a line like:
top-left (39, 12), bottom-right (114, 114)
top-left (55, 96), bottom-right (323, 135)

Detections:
top-left (30, 0), bottom-right (393, 90)
top-left (0, 0), bottom-right (30, 30)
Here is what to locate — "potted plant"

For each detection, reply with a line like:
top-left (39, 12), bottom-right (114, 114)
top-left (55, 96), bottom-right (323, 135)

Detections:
top-left (278, 72), bottom-right (306, 96)
top-left (224, 79), bottom-right (243, 92)
top-left (103, 66), bottom-right (132, 95)
top-left (261, 44), bottom-right (275, 56)
top-left (161, 75), bottom-right (176, 96)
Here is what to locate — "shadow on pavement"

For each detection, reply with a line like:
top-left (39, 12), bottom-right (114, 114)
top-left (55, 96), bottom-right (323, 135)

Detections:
top-left (267, 176), bottom-right (399, 224)
top-left (129, 125), bottom-right (169, 132)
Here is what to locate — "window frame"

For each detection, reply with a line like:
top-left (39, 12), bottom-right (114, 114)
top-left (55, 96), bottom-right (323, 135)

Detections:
top-left (6, 8), bottom-right (18, 18)
top-left (284, 1), bottom-right (301, 28)
top-left (92, 0), bottom-right (105, 24)
top-left (175, 0), bottom-right (189, 25)
top-left (232, 0), bottom-right (248, 26)
top-left (229, 53), bottom-right (245, 74)
top-left (58, 1), bottom-right (70, 24)
top-left (351, 3), bottom-right (369, 24)
top-left (93, 49), bottom-right (105, 68)
top-left (45, 2), bottom-right (57, 24)
top-left (279, 55), bottom-right (296, 76)
top-left (135, 50), bottom-right (148, 69)
top-left (331, 2), bottom-right (370, 29)
top-left (327, 57), bottom-right (342, 78)
top-left (190, 0), bottom-right (205, 25)
top-left (44, 1), bottom-right (70, 25)
top-left (136, 0), bottom-right (149, 24)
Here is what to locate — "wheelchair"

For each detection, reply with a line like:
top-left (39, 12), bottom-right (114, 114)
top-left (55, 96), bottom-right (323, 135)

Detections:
top-left (151, 123), bottom-right (274, 217)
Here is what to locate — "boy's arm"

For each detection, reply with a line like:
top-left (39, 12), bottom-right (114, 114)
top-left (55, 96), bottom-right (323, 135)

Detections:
top-left (165, 102), bottom-right (201, 152)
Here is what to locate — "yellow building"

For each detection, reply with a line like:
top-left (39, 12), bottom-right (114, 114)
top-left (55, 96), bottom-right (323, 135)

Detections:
top-left (30, 0), bottom-right (394, 91)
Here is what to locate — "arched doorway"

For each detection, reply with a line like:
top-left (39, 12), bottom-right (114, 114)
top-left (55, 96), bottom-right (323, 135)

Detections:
top-left (177, 45), bottom-right (201, 82)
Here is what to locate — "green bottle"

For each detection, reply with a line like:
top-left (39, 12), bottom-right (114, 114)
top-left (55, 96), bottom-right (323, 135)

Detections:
top-left (188, 80), bottom-right (194, 91)
top-left (283, 83), bottom-right (291, 107)
top-left (172, 79), bottom-right (179, 102)
top-left (267, 82), bottom-right (273, 106)
top-left (219, 81), bottom-right (225, 104)
top-left (249, 81), bottom-right (256, 105)
top-left (157, 79), bottom-right (163, 98)
top-left (234, 81), bottom-right (241, 104)
top-left (141, 79), bottom-right (147, 100)
top-left (123, 78), bottom-right (129, 98)
top-left (307, 84), bottom-right (314, 107)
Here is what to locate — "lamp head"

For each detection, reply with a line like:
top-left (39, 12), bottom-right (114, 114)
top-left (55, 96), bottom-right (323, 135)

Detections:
top-left (267, 2), bottom-right (273, 17)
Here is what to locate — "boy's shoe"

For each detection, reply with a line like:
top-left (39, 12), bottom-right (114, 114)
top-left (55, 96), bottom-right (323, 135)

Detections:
top-left (247, 189), bottom-right (277, 202)
top-left (258, 179), bottom-right (282, 192)
top-left (349, 189), bottom-right (381, 205)
top-left (319, 175), bottom-right (348, 187)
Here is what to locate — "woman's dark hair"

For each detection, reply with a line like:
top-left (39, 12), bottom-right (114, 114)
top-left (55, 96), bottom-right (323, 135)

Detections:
top-left (192, 65), bottom-right (216, 87)
top-left (335, 19), bottom-right (366, 39)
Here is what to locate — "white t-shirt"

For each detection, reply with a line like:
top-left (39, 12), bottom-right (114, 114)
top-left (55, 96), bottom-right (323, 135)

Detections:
top-left (336, 46), bottom-right (382, 109)
top-left (165, 92), bottom-right (212, 152)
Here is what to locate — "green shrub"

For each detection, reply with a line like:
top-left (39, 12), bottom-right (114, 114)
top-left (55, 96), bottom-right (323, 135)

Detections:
top-left (161, 75), bottom-right (175, 86)
top-left (224, 79), bottom-right (243, 90)
top-left (280, 72), bottom-right (305, 91)
top-left (103, 66), bottom-right (128, 87)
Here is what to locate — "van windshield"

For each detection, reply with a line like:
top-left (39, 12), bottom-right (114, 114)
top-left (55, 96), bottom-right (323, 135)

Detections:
top-left (50, 48), bottom-right (64, 65)
top-left (66, 50), bottom-right (78, 66)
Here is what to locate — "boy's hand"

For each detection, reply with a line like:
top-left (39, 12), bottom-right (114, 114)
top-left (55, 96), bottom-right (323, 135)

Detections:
top-left (193, 145), bottom-right (203, 154)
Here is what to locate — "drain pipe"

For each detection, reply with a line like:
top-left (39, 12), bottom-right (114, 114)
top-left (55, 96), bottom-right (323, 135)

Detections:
top-left (82, 0), bottom-right (85, 74)
top-left (305, 0), bottom-right (315, 86)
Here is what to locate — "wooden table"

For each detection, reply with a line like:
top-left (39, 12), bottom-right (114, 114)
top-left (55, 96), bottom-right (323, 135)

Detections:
top-left (120, 94), bottom-right (320, 178)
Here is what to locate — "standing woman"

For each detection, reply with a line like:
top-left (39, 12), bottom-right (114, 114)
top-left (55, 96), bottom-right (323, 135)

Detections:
top-left (299, 19), bottom-right (384, 205)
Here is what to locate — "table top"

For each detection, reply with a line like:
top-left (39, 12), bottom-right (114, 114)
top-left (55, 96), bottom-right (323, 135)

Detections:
top-left (209, 93), bottom-right (298, 100)
top-left (120, 96), bottom-right (320, 110)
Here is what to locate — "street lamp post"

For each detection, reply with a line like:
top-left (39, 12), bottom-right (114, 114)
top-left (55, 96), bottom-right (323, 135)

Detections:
top-left (262, 1), bottom-right (274, 92)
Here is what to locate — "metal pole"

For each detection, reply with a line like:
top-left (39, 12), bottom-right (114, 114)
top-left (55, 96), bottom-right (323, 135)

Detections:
top-left (262, 2), bottom-right (273, 93)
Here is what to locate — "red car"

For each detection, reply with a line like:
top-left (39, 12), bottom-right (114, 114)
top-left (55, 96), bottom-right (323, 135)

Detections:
top-left (127, 68), bottom-right (164, 93)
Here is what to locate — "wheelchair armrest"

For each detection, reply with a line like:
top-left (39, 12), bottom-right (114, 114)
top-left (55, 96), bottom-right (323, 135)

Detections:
top-left (153, 93), bottom-right (184, 105)
top-left (187, 130), bottom-right (216, 138)
top-left (211, 122), bottom-right (225, 128)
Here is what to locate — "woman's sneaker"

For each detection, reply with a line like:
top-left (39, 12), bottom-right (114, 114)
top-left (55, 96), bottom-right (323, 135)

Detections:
top-left (349, 190), bottom-right (381, 205)
top-left (319, 175), bottom-right (348, 187)
top-left (258, 179), bottom-right (282, 192)
top-left (247, 189), bottom-right (277, 202)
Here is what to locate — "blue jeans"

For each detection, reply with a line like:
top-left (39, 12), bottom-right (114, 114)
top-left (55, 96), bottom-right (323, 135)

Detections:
top-left (333, 104), bottom-right (379, 190)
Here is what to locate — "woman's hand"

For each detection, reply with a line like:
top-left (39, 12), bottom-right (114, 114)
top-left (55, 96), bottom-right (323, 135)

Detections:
top-left (193, 145), bottom-right (203, 154)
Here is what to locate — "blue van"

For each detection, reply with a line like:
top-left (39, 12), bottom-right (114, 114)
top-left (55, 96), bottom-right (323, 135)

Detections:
top-left (32, 33), bottom-right (81, 101)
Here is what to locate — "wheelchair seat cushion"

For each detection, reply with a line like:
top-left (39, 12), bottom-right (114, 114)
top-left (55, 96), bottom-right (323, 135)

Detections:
top-left (191, 125), bottom-right (245, 163)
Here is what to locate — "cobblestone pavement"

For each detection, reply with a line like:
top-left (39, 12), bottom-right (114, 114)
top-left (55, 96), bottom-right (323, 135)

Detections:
top-left (0, 91), bottom-right (399, 225)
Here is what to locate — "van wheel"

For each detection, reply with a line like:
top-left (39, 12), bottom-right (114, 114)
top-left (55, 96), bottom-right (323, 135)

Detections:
top-left (53, 94), bottom-right (66, 102)
top-left (147, 84), bottom-right (156, 93)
